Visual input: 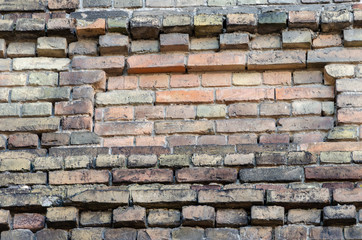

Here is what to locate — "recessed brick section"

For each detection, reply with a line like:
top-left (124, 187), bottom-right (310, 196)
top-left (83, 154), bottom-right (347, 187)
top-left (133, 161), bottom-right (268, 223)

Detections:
top-left (62, 116), bottom-right (92, 130)
top-left (72, 56), bottom-right (125, 74)
top-left (289, 11), bottom-right (318, 30)
top-left (305, 166), bottom-right (362, 181)
top-left (46, 207), bottom-right (79, 229)
top-left (176, 168), bottom-right (237, 183)
top-left (156, 90), bottom-right (213, 104)
top-left (182, 205), bottom-right (215, 227)
top-left (49, 170), bottom-right (109, 185)
top-left (251, 206), bottom-right (284, 226)
top-left (323, 205), bottom-right (356, 225)
top-left (160, 33), bottom-right (189, 52)
top-left (216, 209), bottom-right (248, 227)
top-left (127, 54), bottom-right (186, 74)
top-left (13, 213), bottom-right (45, 232)
top-left (188, 52), bottom-right (246, 72)
top-left (248, 50), bottom-right (306, 70)
top-left (112, 169), bottom-right (173, 183)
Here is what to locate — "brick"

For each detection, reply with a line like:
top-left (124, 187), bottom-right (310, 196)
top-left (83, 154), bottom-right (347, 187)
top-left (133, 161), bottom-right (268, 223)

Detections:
top-left (276, 86), bottom-right (334, 100)
top-left (170, 74), bottom-right (199, 88)
top-left (128, 54), bottom-right (185, 74)
top-left (64, 155), bottom-right (92, 169)
top-left (35, 229), bottom-right (68, 240)
top-left (260, 134), bottom-right (290, 144)
top-left (49, 170), bottom-right (109, 185)
top-left (292, 100), bottom-right (321, 115)
top-left (344, 29), bottom-right (362, 47)
top-left (106, 16), bottom-right (128, 35)
top-left (172, 228), bottom-right (204, 240)
top-left (229, 103), bottom-right (258, 117)
top-left (96, 90), bottom-right (153, 106)
top-left (0, 210), bottom-right (10, 231)
top-left (321, 10), bottom-right (351, 32)
top-left (279, 117), bottom-right (333, 131)
top-left (48, 0), bottom-right (79, 9)
top-left (353, 151), bottom-right (362, 163)
top-left (7, 42), bottom-right (36, 58)
top-left (275, 226), bottom-right (308, 240)
top-left (306, 165), bottom-right (362, 181)
top-left (202, 73), bottom-right (231, 87)
top-left (61, 115), bottom-right (92, 129)
top-left (334, 188), bottom-right (362, 204)
top-left (160, 33), bottom-right (189, 52)
top-left (197, 135), bottom-right (226, 145)
top-left (99, 33), bottom-right (128, 56)
top-left (156, 120), bottom-right (213, 134)
top-left (345, 226), bottom-right (362, 239)
top-left (130, 16), bottom-right (161, 39)
top-left (248, 50), bottom-right (306, 70)
top-left (71, 228), bottom-right (103, 240)
top-left (0, 89), bottom-right (9, 102)
top-left (0, 117), bottom-right (60, 133)
top-left (232, 72), bottom-right (262, 86)
top-left (135, 105), bottom-right (163, 120)
top-left (182, 205), bottom-right (215, 227)
top-left (138, 229), bottom-right (171, 240)
top-left (83, 0), bottom-right (111, 7)
top-left (147, 209), bottom-right (180, 227)
top-left (216, 209), bottom-right (247, 227)
top-left (263, 71), bottom-right (291, 85)
top-left (76, 19), bottom-right (105, 38)
top-left (163, 14), bottom-right (192, 34)
top-left (139, 74), bottom-right (168, 89)
top-left (250, 34), bottom-right (281, 50)
top-left (324, 205), bottom-right (356, 225)
top-left (166, 105), bottom-right (196, 119)
top-left (130, 40), bottom-right (159, 53)
top-left (308, 48), bottom-right (362, 67)
top-left (136, 136), bottom-right (165, 147)
top-left (95, 122), bottom-right (152, 136)
top-left (156, 90), bottom-right (213, 104)
top-left (68, 40), bottom-right (98, 58)
top-left (198, 188), bottom-right (264, 207)
top-left (15, 18), bottom-right (44, 34)
top-left (301, 142), bottom-right (362, 153)
top-left (95, 155), bottom-right (126, 168)
top-left (28, 72), bottom-right (58, 87)
top-left (258, 12), bottom-right (287, 34)
top-left (100, 106), bottom-right (133, 121)
top-left (226, 13), bottom-right (257, 33)
top-left (289, 11), bottom-right (319, 30)
top-left (80, 211), bottom-right (111, 227)
top-left (216, 119), bottom-right (275, 133)
top-left (320, 151), bottom-right (352, 164)
top-left (197, 104), bottom-right (226, 118)
top-left (0, 72), bottom-right (27, 87)
top-left (0, 155), bottom-right (31, 172)
top-left (1, 230), bottom-right (35, 240)
top-left (72, 86), bottom-right (94, 101)
top-left (240, 227), bottom-right (272, 240)
top-left (111, 146), bottom-right (170, 156)
top-left (103, 137), bottom-right (134, 147)
top-left (8, 133), bottom-right (38, 149)
top-left (104, 228), bottom-right (137, 240)
top-left (159, 154), bottom-right (189, 168)
top-left (216, 88), bottom-right (274, 103)
top-left (174, 145), bottom-right (235, 155)
top-left (190, 37), bottom-right (219, 51)
top-left (293, 71), bottom-right (323, 85)
top-left (60, 70), bottom-right (106, 90)
top-left (0, 172), bottom-right (46, 186)
top-left (325, 64), bottom-right (355, 85)
top-left (188, 51), bottom-right (246, 72)
top-left (267, 188), bottom-right (330, 207)
top-left (108, 76), bottom-right (138, 90)
top-left (192, 154), bottom-right (222, 166)
top-left (338, 108), bottom-right (362, 123)
top-left (0, 59), bottom-right (10, 72)
top-left (41, 133), bottom-right (70, 147)
top-left (55, 100), bottom-right (93, 116)
top-left (131, 189), bottom-right (197, 207)
top-left (288, 151), bottom-right (315, 165)
top-left (72, 56), bottom-right (125, 74)
top-left (13, 213), bottom-right (44, 232)
top-left (240, 166), bottom-right (303, 183)
top-left (256, 152), bottom-right (287, 166)
top-left (194, 14), bottom-right (223, 37)
top-left (12, 87), bottom-right (70, 102)
top-left (336, 78), bottom-right (362, 92)
top-left (0, 103), bottom-right (20, 117)
top-left (338, 93), bottom-right (362, 107)
top-left (176, 168), bottom-right (237, 183)
top-left (113, 169), bottom-right (172, 183)
top-left (114, 0), bottom-right (142, 7)
top-left (224, 153), bottom-right (254, 166)
top-left (113, 206), bottom-right (146, 228)
top-left (0, 39), bottom-right (4, 58)
top-left (288, 209), bottom-right (321, 225)
top-left (251, 206), bottom-right (284, 226)
top-left (220, 33), bottom-right (249, 50)
top-left (33, 156), bottom-right (63, 171)
top-left (47, 18), bottom-right (76, 42)
top-left (13, 57), bottom-right (70, 71)
top-left (282, 30), bottom-right (311, 49)
top-left (310, 227), bottom-right (343, 240)
top-left (313, 34), bottom-right (342, 50)
top-left (37, 37), bottom-right (67, 57)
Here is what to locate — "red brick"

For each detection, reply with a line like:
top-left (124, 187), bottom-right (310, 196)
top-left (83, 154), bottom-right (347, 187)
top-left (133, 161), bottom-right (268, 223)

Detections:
top-left (216, 119), bottom-right (275, 133)
top-left (135, 136), bottom-right (165, 146)
top-left (276, 86), bottom-right (334, 100)
top-left (127, 54), bottom-right (186, 74)
top-left (198, 135), bottom-right (226, 145)
top-left (182, 205), bottom-right (215, 227)
top-left (260, 134), bottom-right (290, 144)
top-left (108, 76), bottom-right (138, 90)
top-left (333, 188), bottom-right (362, 204)
top-left (188, 51), bottom-right (246, 72)
top-left (176, 168), bottom-right (237, 183)
top-left (55, 100), bottom-right (93, 116)
top-left (76, 18), bottom-right (105, 38)
top-left (113, 206), bottom-right (146, 228)
top-left (305, 166), bottom-right (362, 181)
top-left (13, 213), bottom-right (45, 232)
top-left (48, 0), bottom-right (79, 9)
top-left (263, 71), bottom-right (291, 85)
top-left (72, 56), bottom-right (125, 74)
top-left (49, 170), bottom-right (109, 185)
top-left (135, 105), bottom-right (164, 120)
top-left (167, 136), bottom-right (196, 147)
top-left (201, 73), bottom-right (232, 87)
top-left (160, 33), bottom-right (189, 52)
top-left (165, 105), bottom-right (195, 119)
top-left (95, 121), bottom-right (152, 136)
top-left (62, 116), bottom-right (92, 130)
top-left (102, 106), bottom-right (133, 121)
top-left (113, 169), bottom-right (173, 183)
top-left (8, 133), bottom-right (38, 149)
top-left (338, 108), bottom-right (362, 124)
top-left (103, 137), bottom-right (134, 147)
top-left (216, 88), bottom-right (274, 103)
top-left (139, 74), bottom-right (169, 89)
top-left (156, 90), bottom-right (213, 104)
top-left (248, 50), bottom-right (306, 70)
top-left (155, 120), bottom-right (213, 134)
top-left (170, 74), bottom-right (199, 88)
top-left (313, 34), bottom-right (342, 49)
top-left (228, 134), bottom-right (258, 144)
top-left (60, 70), bottom-right (106, 90)
top-left (278, 117), bottom-right (334, 131)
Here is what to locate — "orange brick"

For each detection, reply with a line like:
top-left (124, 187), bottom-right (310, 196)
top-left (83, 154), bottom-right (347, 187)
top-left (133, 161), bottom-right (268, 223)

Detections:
top-left (276, 86), bottom-right (334, 100)
top-left (103, 137), bottom-right (134, 147)
top-left (108, 76), bottom-right (138, 90)
top-left (49, 170), bottom-right (109, 185)
top-left (136, 136), bottom-right (165, 146)
top-left (201, 73), bottom-right (232, 87)
top-left (127, 54), bottom-right (186, 74)
top-left (263, 71), bottom-right (291, 85)
top-left (103, 106), bottom-right (133, 121)
top-left (139, 74), bottom-right (169, 89)
top-left (338, 108), bottom-right (362, 124)
top-left (135, 105), bottom-right (164, 120)
top-left (312, 34), bottom-right (342, 49)
top-left (72, 56), bottom-right (125, 74)
top-left (156, 90), bottom-right (214, 104)
top-left (188, 51), bottom-right (246, 72)
top-left (216, 88), bottom-right (274, 103)
top-left (76, 19), bottom-right (105, 38)
top-left (170, 74), bottom-right (199, 88)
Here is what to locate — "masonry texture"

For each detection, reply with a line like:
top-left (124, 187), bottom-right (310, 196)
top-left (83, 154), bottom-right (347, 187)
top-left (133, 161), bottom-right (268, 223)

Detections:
top-left (0, 0), bottom-right (360, 239)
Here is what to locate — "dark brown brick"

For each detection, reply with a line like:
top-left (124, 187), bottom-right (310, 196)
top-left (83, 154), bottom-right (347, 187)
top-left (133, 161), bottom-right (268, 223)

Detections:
top-left (13, 213), bottom-right (45, 232)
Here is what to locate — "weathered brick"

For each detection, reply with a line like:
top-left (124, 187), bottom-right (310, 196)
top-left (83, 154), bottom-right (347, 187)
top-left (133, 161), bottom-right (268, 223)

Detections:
top-left (288, 209), bottom-right (321, 225)
top-left (293, 71), bottom-right (323, 85)
top-left (0, 73), bottom-right (27, 87)
top-left (72, 86), bottom-right (94, 101)
top-left (260, 102), bottom-right (290, 117)
top-left (72, 56), bottom-right (125, 74)
top-left (321, 10), bottom-right (351, 32)
top-left (267, 188), bottom-right (330, 207)
top-left (240, 227), bottom-right (272, 240)
top-left (282, 30), bottom-right (312, 49)
top-left (292, 100), bottom-right (321, 115)
top-left (71, 228), bottom-right (103, 240)
top-left (13, 213), bottom-right (45, 232)
top-left (0, 210), bottom-right (10, 231)
top-left (216, 209), bottom-right (247, 227)
top-left (155, 121), bottom-right (213, 134)
top-left (48, 0), bottom-right (79, 9)
top-left (251, 206), bottom-right (284, 226)
top-left (8, 133), bottom-right (38, 149)
top-left (37, 37), bottom-right (67, 57)
top-left (60, 70), bottom-right (106, 90)
top-left (334, 188), bottom-right (362, 205)
top-left (1, 230), bottom-right (35, 240)
top-left (258, 12), bottom-right (287, 34)
top-left (320, 151), bottom-right (351, 164)
top-left (224, 153), bottom-right (254, 166)
top-left (33, 156), bottom-right (63, 171)
top-left (28, 72), bottom-right (58, 87)
top-left (306, 165), bottom-right (362, 181)
top-left (170, 74), bottom-right (199, 88)
top-left (220, 33), bottom-right (249, 50)
top-left (217, 88), bottom-right (274, 103)
top-left (69, 189), bottom-right (129, 208)
top-left (128, 54), bottom-right (185, 74)
top-left (135, 105), bottom-right (164, 120)
top-left (80, 211), bottom-right (111, 227)
top-left (99, 33), bottom-right (128, 56)
top-left (344, 226), bottom-right (362, 240)
top-left (190, 37), bottom-right (219, 51)
top-left (96, 106), bottom-right (133, 121)
top-left (127, 155), bottom-right (157, 168)
top-left (95, 122), bottom-right (152, 136)
top-left (68, 40), bottom-right (98, 58)
top-left (325, 64), bottom-right (355, 85)
top-left (338, 108), bottom-right (362, 124)
top-left (216, 119), bottom-right (275, 133)
top-left (240, 166), bottom-right (303, 183)
top-left (104, 228), bottom-right (137, 240)
top-left (248, 50), bottom-right (306, 70)
top-left (49, 170), bottom-right (109, 185)
top-left (256, 152), bottom-right (287, 166)
top-left (113, 206), bottom-right (146, 228)
top-left (250, 34), bottom-right (281, 50)
top-left (35, 229), bottom-right (68, 240)
top-left (130, 40), bottom-right (159, 53)
top-left (260, 134), bottom-right (290, 144)
top-left (197, 105), bottom-right (226, 118)
top-left (137, 228), bottom-right (170, 240)
top-left (64, 155), bottom-right (92, 169)
top-left (182, 205), bottom-right (215, 227)
top-left (0, 59), bottom-right (11, 72)
top-left (275, 226), bottom-right (308, 240)
top-left (160, 33), bottom-right (189, 52)
top-left (289, 11), bottom-right (319, 30)
top-left (147, 209), bottom-right (180, 227)
top-left (313, 34), bottom-right (342, 49)
top-left (276, 86), bottom-right (334, 100)
top-left (113, 169), bottom-right (173, 183)
top-left (308, 48), bottom-right (362, 67)
top-left (12, 87), bottom-right (70, 102)
top-left (96, 90), bottom-right (153, 106)
top-left (156, 90), bottom-right (213, 104)
top-left (324, 205), bottom-right (356, 225)
top-left (131, 189), bottom-right (197, 207)
top-left (103, 137), bottom-right (134, 147)
top-left (76, 18), bottom-right (106, 38)
top-left (338, 93), bottom-right (362, 108)
top-left (198, 188), bottom-right (264, 207)
top-left (130, 16), bottom-right (161, 39)
top-left (194, 14), bottom-right (223, 37)
top-left (41, 133), bottom-right (70, 147)
top-left (263, 71), bottom-right (291, 85)
top-left (47, 18), bottom-right (76, 42)
top-left (55, 100), bottom-right (93, 116)
top-left (229, 103), bottom-right (258, 117)
top-left (83, 0), bottom-right (111, 8)
top-left (202, 72), bottom-right (231, 87)
top-left (139, 74), bottom-right (168, 89)
top-left (163, 14), bottom-right (192, 34)
top-left (172, 227), bottom-right (204, 240)
top-left (188, 51), bottom-right (246, 71)
top-left (232, 72), bottom-right (262, 86)
top-left (310, 227), bottom-right (343, 240)
top-left (227, 13), bottom-right (257, 33)
top-left (0, 117), bottom-right (60, 133)
top-left (176, 168), bottom-right (236, 183)
top-left (13, 57), bottom-right (70, 71)
top-left (108, 76), bottom-right (138, 90)
top-left (279, 117), bottom-right (333, 131)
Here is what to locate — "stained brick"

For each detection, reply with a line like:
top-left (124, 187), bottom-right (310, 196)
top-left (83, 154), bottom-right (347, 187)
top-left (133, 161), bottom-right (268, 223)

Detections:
top-left (13, 213), bottom-right (45, 232)
top-left (131, 189), bottom-right (197, 207)
top-left (251, 206), bottom-right (284, 226)
top-left (55, 100), bottom-right (93, 116)
top-left (160, 33), bottom-right (189, 52)
top-left (188, 51), bottom-right (246, 71)
top-left (96, 90), bottom-right (154, 106)
top-left (60, 70), bottom-right (106, 90)
top-left (267, 188), bottom-right (330, 207)
top-left (76, 19), bottom-right (106, 38)
top-left (49, 170), bottom-right (109, 185)
top-left (113, 206), bottom-right (146, 228)
top-left (68, 40), bottom-right (98, 58)
top-left (310, 227), bottom-right (343, 240)
top-left (182, 205), bottom-right (215, 227)
top-left (113, 169), bottom-right (173, 183)
top-left (240, 166), bottom-right (303, 183)
top-left (323, 205), bottom-right (356, 225)
top-left (176, 168), bottom-right (237, 183)
top-left (248, 50), bottom-right (306, 70)
top-left (227, 13), bottom-right (257, 33)
top-left (72, 56), bottom-right (125, 74)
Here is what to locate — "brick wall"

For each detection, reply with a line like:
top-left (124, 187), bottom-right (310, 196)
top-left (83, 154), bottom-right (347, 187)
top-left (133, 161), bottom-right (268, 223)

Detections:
top-left (0, 0), bottom-right (360, 239)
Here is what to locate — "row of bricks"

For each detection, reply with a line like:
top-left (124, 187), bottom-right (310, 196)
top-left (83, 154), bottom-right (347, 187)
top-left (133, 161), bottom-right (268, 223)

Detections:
top-left (0, 205), bottom-right (361, 232)
top-left (1, 225), bottom-right (362, 240)
top-left (0, 164), bottom-right (361, 185)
